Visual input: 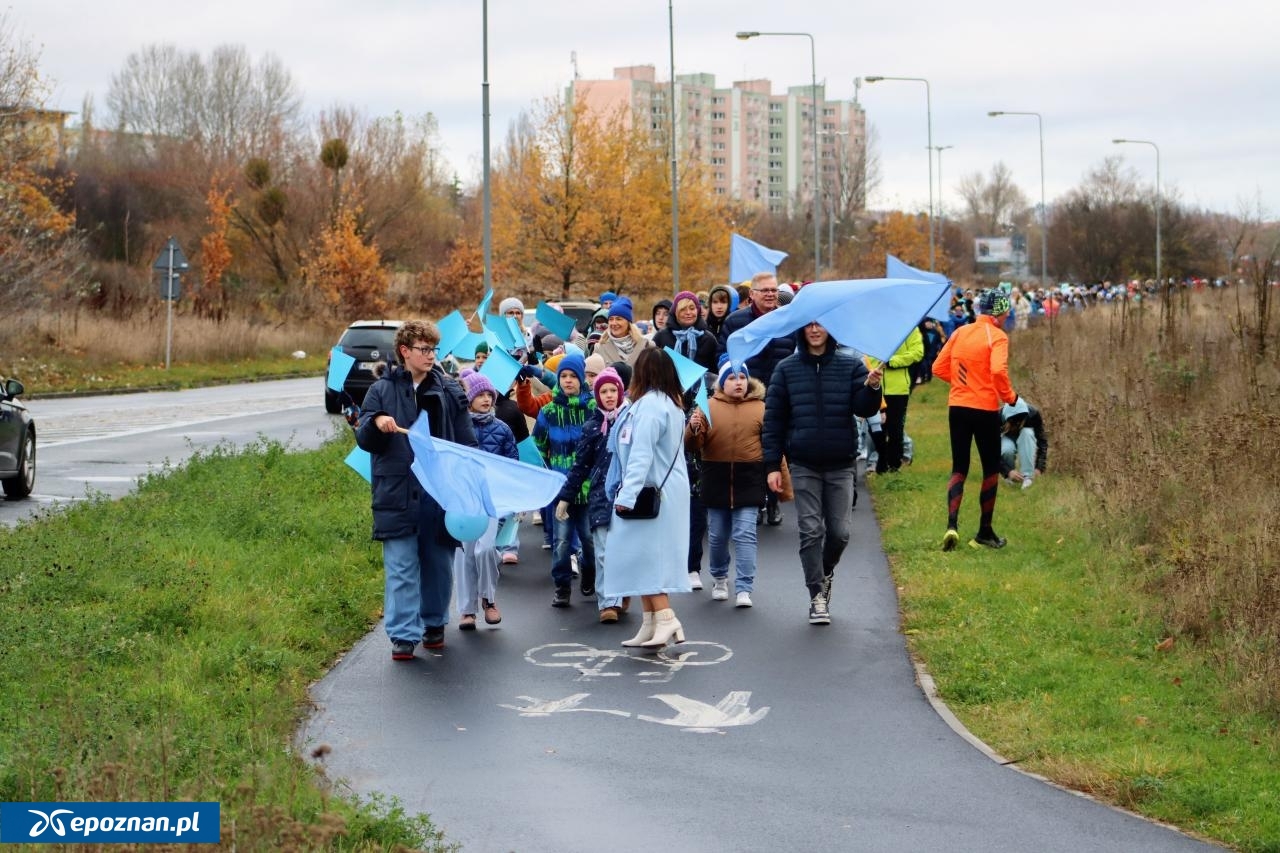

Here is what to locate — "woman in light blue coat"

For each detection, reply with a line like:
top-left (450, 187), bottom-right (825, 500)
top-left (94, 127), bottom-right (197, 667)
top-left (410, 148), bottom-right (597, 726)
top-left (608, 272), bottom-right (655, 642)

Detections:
top-left (603, 348), bottom-right (692, 649)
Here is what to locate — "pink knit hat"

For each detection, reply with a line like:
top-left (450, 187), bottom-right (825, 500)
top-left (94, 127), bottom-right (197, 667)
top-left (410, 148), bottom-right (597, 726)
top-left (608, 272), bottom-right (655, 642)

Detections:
top-left (592, 367), bottom-right (625, 408)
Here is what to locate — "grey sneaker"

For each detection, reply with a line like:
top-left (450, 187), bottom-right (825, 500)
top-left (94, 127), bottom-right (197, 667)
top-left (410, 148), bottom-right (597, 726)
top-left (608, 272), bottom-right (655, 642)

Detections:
top-left (735, 591), bottom-right (753, 608)
top-left (711, 578), bottom-right (729, 600)
top-left (808, 593), bottom-right (831, 625)
top-left (391, 640), bottom-right (415, 660)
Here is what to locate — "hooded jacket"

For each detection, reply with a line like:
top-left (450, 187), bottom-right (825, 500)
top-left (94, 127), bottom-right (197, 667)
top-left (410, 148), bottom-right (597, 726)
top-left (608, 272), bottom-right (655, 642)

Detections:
top-left (762, 337), bottom-right (882, 474)
top-left (533, 390), bottom-right (597, 502)
top-left (705, 283), bottom-right (740, 340)
top-left (685, 378), bottom-right (767, 509)
top-left (356, 363), bottom-right (477, 541)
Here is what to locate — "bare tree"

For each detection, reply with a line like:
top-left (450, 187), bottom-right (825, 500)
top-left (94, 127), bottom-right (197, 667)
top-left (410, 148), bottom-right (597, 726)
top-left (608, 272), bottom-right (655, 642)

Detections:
top-left (956, 161), bottom-right (1030, 235)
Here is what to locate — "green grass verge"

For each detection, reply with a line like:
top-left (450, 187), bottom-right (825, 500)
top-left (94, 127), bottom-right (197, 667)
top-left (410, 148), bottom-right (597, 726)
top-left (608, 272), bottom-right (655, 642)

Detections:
top-left (0, 437), bottom-right (453, 852)
top-left (9, 353), bottom-right (328, 396)
top-left (873, 381), bottom-right (1280, 853)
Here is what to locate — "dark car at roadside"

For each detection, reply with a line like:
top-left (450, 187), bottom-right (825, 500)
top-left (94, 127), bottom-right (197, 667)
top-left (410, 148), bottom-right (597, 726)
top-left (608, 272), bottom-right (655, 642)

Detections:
top-left (324, 320), bottom-right (403, 413)
top-left (0, 377), bottom-right (35, 499)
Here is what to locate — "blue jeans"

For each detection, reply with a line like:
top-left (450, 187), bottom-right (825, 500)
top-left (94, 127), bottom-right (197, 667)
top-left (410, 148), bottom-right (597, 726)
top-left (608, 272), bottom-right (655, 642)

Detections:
top-left (592, 526), bottom-right (623, 610)
top-left (552, 505), bottom-right (595, 588)
top-left (707, 506), bottom-right (757, 593)
top-left (1001, 428), bottom-right (1037, 479)
top-left (382, 526), bottom-right (454, 642)
top-left (789, 463), bottom-right (854, 597)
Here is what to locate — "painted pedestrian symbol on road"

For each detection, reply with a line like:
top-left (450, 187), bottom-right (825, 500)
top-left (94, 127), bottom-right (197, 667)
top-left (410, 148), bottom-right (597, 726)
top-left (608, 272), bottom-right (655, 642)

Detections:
top-left (500, 691), bottom-right (769, 734)
top-left (507, 641), bottom-right (769, 733)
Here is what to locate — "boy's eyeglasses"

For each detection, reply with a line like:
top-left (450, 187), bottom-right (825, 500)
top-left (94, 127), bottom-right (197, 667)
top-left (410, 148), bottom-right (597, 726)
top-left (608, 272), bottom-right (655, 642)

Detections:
top-left (407, 345), bottom-right (440, 356)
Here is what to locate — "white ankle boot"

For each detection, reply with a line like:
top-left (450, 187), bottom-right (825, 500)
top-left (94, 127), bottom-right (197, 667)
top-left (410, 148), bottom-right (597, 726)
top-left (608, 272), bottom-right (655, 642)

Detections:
top-left (641, 608), bottom-right (685, 648)
top-left (621, 611), bottom-right (655, 647)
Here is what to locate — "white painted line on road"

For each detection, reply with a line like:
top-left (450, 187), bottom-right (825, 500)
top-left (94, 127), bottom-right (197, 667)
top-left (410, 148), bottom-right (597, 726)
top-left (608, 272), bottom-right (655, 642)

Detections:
top-left (39, 402), bottom-right (320, 447)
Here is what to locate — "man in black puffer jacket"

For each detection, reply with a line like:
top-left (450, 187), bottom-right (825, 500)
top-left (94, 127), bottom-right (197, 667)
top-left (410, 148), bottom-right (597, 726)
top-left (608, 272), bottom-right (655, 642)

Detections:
top-left (356, 320), bottom-right (477, 660)
top-left (762, 321), bottom-right (884, 627)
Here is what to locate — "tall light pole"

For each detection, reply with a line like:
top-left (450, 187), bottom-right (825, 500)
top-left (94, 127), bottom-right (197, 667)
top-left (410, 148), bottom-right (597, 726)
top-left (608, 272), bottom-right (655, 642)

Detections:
top-left (822, 129), bottom-right (849, 273)
top-left (481, 0), bottom-right (492, 295)
top-left (668, 0), bottom-right (680, 294)
top-left (1112, 138), bottom-right (1161, 294)
top-left (865, 75), bottom-right (933, 270)
top-left (989, 111), bottom-right (1047, 287)
top-left (736, 30), bottom-right (820, 281)
top-left (931, 144), bottom-right (952, 246)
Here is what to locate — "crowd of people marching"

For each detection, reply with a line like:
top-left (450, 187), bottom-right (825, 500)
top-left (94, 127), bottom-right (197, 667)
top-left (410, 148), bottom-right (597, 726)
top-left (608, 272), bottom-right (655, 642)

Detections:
top-left (354, 276), bottom-right (1049, 661)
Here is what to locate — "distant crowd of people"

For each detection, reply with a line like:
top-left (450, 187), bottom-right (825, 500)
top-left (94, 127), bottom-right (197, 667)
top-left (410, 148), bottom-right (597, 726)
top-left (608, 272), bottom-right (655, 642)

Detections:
top-left (353, 275), bottom-right (1049, 661)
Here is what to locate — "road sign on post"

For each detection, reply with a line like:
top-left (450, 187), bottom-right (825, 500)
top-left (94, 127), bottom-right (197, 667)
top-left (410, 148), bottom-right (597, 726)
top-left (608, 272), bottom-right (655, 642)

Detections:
top-left (152, 237), bottom-right (190, 370)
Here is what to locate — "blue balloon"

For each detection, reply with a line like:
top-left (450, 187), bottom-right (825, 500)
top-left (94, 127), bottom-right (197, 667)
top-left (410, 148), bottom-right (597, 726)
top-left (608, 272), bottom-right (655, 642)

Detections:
top-left (445, 511), bottom-right (489, 542)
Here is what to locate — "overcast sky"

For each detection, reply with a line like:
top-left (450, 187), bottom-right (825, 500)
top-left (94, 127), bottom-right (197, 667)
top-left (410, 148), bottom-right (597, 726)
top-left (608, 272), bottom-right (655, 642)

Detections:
top-left (12, 0), bottom-right (1277, 217)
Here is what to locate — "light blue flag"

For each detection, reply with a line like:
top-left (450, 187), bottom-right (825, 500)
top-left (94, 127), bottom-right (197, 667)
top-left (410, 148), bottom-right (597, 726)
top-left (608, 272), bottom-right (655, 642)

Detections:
top-left (484, 313), bottom-right (521, 350)
top-left (407, 414), bottom-right (566, 517)
top-left (494, 514), bottom-right (520, 548)
top-left (327, 346), bottom-right (356, 392)
top-left (535, 302), bottom-right (578, 341)
top-left (436, 310), bottom-right (469, 359)
top-left (886, 255), bottom-right (952, 323)
top-left (730, 233), bottom-right (789, 283)
top-left (517, 436), bottom-right (545, 468)
top-left (479, 345), bottom-right (521, 392)
top-left (662, 346), bottom-right (708, 393)
top-left (694, 383), bottom-right (712, 428)
top-left (476, 287), bottom-right (494, 319)
top-left (726, 278), bottom-right (951, 369)
top-left (454, 331), bottom-right (487, 361)
top-left (505, 317), bottom-right (526, 350)
top-left (344, 446), bottom-right (372, 483)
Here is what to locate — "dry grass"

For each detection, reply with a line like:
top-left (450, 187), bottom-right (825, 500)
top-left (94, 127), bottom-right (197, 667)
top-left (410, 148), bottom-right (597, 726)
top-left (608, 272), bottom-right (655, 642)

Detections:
top-left (1017, 287), bottom-right (1280, 713)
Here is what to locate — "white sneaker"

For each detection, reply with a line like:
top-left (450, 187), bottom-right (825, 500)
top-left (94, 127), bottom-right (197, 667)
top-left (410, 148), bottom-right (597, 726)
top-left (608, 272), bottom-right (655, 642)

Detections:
top-left (711, 579), bottom-right (729, 600)
top-left (688, 572), bottom-right (703, 591)
top-left (735, 591), bottom-right (753, 608)
top-left (571, 554), bottom-right (580, 576)
top-left (1021, 477), bottom-right (1034, 491)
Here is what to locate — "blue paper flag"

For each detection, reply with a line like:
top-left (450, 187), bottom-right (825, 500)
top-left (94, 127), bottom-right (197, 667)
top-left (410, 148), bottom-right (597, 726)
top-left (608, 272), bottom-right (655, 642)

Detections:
top-left (436, 311), bottom-right (470, 359)
top-left (662, 346), bottom-right (709, 393)
top-left (327, 346), bottom-right (357, 392)
top-left (535, 302), bottom-right (578, 341)
top-left (479, 345), bottom-right (521, 392)
top-left (506, 317), bottom-right (526, 350)
top-left (517, 436), bottom-right (546, 468)
top-left (726, 277), bottom-right (951, 368)
top-left (476, 287), bottom-right (494, 319)
top-left (886, 255), bottom-right (952, 323)
top-left (730, 233), bottom-right (789, 283)
top-left (484, 313), bottom-right (521, 350)
top-left (344, 446), bottom-right (372, 483)
top-left (407, 414), bottom-right (566, 517)
top-left (694, 383), bottom-right (712, 428)
top-left (454, 331), bottom-right (487, 362)
top-left (494, 514), bottom-right (520, 548)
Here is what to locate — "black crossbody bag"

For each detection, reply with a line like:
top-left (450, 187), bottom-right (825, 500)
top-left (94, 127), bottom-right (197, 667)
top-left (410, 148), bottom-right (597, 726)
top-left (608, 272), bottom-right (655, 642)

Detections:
top-left (614, 439), bottom-right (679, 521)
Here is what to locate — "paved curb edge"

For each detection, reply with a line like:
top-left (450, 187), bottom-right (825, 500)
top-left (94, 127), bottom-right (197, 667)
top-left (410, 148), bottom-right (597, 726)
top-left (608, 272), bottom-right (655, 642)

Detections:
top-left (910, 657), bottom-right (1221, 847)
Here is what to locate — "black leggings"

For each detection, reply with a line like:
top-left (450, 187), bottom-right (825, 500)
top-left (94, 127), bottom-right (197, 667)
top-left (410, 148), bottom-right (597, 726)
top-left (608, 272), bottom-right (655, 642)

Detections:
top-left (946, 406), bottom-right (1002, 532)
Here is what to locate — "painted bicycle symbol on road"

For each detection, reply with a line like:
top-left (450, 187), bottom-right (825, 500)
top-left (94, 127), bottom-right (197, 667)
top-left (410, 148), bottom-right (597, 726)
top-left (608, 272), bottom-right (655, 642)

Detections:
top-left (525, 641), bottom-right (733, 683)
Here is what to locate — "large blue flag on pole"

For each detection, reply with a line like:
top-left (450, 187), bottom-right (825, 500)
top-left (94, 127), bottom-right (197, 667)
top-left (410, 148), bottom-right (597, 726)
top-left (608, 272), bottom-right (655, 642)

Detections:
top-left (886, 255), bottom-right (952, 323)
top-left (726, 277), bottom-right (951, 369)
top-left (729, 233), bottom-right (789, 283)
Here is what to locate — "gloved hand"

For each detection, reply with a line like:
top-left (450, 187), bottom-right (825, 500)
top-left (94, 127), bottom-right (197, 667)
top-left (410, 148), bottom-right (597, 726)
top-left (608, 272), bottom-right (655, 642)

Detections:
top-left (554, 500), bottom-right (570, 521)
top-left (518, 365), bottom-right (543, 381)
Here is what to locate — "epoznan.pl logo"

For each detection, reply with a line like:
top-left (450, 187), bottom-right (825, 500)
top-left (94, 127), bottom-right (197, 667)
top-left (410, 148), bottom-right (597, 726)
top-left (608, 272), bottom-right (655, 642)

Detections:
top-left (1, 802), bottom-right (220, 844)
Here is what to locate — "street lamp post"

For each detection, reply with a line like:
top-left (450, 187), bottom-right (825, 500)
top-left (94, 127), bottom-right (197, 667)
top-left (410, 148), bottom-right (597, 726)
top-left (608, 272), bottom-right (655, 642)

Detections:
top-left (989, 111), bottom-right (1047, 288)
top-left (865, 75), bottom-right (933, 270)
top-left (1112, 138), bottom-right (1161, 295)
top-left (668, 0), bottom-right (680, 294)
top-left (931, 144), bottom-right (952, 247)
top-left (737, 30), bottom-right (820, 281)
top-left (481, 0), bottom-right (492, 295)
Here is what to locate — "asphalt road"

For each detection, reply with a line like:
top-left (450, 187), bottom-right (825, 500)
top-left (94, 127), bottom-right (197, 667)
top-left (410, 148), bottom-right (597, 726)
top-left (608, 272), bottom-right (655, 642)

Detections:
top-left (300, 484), bottom-right (1220, 852)
top-left (2, 377), bottom-right (337, 527)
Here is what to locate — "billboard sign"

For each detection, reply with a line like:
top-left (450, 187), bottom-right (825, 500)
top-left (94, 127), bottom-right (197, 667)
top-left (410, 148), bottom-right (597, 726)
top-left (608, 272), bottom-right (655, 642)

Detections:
top-left (974, 237), bottom-right (1014, 264)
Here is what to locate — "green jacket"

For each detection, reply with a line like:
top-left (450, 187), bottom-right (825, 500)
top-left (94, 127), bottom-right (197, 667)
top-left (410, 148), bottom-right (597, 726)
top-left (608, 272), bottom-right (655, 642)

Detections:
top-left (868, 327), bottom-right (924, 396)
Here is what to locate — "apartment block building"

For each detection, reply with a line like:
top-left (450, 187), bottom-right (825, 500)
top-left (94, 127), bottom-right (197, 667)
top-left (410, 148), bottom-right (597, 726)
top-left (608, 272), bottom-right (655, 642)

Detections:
top-left (569, 65), bottom-right (866, 217)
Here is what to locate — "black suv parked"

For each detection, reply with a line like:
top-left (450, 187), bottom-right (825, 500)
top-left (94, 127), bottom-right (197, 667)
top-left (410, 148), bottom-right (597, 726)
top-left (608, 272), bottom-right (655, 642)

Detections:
top-left (324, 321), bottom-right (403, 413)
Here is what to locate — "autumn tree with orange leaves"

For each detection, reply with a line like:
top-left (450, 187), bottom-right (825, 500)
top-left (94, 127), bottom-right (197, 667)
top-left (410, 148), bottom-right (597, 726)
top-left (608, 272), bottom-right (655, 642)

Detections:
top-left (196, 177), bottom-right (233, 322)
top-left (492, 96), bottom-right (730, 303)
top-left (304, 207), bottom-right (388, 319)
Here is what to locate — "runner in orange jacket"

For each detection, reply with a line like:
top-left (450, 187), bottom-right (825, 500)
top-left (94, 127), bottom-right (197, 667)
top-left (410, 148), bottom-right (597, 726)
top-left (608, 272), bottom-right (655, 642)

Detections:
top-left (931, 289), bottom-right (1019, 550)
